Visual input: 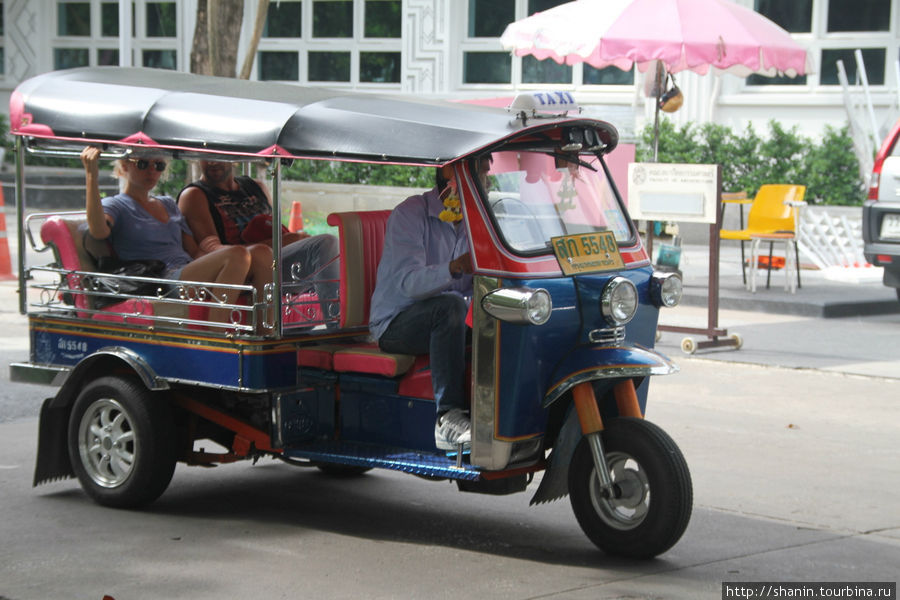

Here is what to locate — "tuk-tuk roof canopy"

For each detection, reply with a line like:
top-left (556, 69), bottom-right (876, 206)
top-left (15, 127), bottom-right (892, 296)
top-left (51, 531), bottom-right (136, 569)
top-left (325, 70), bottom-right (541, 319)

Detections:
top-left (10, 67), bottom-right (618, 165)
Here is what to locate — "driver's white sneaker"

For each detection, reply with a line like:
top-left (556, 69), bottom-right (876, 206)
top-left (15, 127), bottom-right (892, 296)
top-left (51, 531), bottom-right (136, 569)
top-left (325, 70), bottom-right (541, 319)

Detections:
top-left (435, 408), bottom-right (471, 450)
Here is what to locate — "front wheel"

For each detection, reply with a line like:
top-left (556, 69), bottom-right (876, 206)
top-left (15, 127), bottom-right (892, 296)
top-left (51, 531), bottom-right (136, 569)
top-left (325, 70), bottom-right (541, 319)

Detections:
top-left (68, 375), bottom-right (177, 508)
top-left (568, 418), bottom-right (692, 558)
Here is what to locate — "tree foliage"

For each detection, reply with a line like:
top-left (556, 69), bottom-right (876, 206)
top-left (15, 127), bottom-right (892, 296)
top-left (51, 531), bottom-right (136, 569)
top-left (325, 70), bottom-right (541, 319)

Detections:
top-left (151, 159), bottom-right (434, 199)
top-left (283, 160), bottom-right (434, 188)
top-left (636, 119), bottom-right (865, 205)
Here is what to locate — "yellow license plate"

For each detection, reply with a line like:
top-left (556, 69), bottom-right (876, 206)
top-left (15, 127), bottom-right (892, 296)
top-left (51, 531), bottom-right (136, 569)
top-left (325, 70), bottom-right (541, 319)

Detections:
top-left (551, 232), bottom-right (624, 275)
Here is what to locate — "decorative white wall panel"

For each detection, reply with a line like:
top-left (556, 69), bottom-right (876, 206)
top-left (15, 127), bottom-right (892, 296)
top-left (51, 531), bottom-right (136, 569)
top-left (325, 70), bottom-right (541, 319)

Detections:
top-left (7, 0), bottom-right (40, 82)
top-left (403, 0), bottom-right (449, 94)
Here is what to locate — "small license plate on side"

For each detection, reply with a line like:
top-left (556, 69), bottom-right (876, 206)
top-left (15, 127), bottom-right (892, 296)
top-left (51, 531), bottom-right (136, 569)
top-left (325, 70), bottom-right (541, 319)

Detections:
top-left (880, 213), bottom-right (900, 240)
top-left (551, 232), bottom-right (624, 276)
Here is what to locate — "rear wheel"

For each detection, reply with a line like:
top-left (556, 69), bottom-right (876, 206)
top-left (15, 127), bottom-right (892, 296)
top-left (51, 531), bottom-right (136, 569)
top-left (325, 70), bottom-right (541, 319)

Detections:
top-left (68, 375), bottom-right (176, 508)
top-left (568, 418), bottom-right (692, 558)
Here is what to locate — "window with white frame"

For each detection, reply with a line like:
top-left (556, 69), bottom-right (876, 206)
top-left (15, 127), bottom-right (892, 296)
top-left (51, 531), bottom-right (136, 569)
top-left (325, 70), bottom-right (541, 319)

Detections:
top-left (749, 0), bottom-right (893, 87)
top-left (52, 0), bottom-right (179, 71)
top-left (459, 0), bottom-right (635, 88)
top-left (254, 0), bottom-right (401, 85)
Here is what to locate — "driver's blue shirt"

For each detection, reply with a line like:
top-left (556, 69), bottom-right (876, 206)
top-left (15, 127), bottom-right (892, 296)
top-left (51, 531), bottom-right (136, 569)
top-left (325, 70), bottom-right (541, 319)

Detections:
top-left (369, 186), bottom-right (472, 340)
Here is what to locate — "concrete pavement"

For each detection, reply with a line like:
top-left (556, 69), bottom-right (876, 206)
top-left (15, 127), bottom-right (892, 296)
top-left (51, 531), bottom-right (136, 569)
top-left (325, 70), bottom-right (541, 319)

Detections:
top-left (0, 356), bottom-right (896, 600)
top-left (650, 239), bottom-right (900, 380)
top-left (676, 240), bottom-right (899, 318)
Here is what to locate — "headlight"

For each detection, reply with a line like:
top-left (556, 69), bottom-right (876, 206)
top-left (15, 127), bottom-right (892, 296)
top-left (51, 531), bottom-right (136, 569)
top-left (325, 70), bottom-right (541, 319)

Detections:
top-left (482, 287), bottom-right (552, 325)
top-left (601, 277), bottom-right (638, 325)
top-left (651, 271), bottom-right (683, 307)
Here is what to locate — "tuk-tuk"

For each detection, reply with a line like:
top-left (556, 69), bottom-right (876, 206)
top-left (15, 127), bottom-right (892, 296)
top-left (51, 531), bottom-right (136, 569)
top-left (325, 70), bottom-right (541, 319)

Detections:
top-left (10, 67), bottom-right (690, 559)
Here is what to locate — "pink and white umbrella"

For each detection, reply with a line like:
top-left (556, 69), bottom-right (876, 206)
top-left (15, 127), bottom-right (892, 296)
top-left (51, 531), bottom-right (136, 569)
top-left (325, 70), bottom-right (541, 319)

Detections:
top-left (500, 0), bottom-right (812, 78)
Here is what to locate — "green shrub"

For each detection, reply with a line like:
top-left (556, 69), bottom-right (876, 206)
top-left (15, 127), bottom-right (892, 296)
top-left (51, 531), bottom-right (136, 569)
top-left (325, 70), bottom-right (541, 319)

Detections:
top-left (155, 159), bottom-right (190, 198)
top-left (152, 159), bottom-right (433, 205)
top-left (636, 119), bottom-right (866, 206)
top-left (0, 115), bottom-right (14, 161)
top-left (283, 160), bottom-right (433, 188)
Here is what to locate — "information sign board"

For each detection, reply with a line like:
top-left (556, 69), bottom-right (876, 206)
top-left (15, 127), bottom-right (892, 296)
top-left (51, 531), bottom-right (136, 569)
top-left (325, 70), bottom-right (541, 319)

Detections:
top-left (627, 163), bottom-right (719, 224)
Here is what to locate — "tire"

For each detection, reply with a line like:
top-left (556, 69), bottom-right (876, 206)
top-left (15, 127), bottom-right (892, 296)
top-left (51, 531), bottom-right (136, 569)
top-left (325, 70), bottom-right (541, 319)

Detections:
top-left (315, 463), bottom-right (372, 477)
top-left (568, 418), bottom-right (692, 559)
top-left (68, 375), bottom-right (177, 508)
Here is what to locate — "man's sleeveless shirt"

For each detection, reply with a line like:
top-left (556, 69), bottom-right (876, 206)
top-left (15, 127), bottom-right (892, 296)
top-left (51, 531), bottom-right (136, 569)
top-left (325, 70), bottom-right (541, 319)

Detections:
top-left (182, 176), bottom-right (269, 244)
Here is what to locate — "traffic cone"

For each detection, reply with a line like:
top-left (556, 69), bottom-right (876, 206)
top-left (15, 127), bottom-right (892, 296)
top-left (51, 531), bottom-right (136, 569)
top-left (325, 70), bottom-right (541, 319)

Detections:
top-left (0, 185), bottom-right (15, 280)
top-left (288, 201), bottom-right (304, 232)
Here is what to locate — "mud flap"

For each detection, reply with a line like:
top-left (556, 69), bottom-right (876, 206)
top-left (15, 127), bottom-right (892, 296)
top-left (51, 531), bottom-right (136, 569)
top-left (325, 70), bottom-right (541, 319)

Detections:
top-left (33, 397), bottom-right (74, 486)
top-left (530, 406), bottom-right (581, 505)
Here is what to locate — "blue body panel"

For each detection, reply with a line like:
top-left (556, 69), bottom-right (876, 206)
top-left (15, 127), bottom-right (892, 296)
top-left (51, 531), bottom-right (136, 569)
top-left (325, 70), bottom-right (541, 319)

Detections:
top-left (492, 265), bottom-right (663, 440)
top-left (29, 317), bottom-right (298, 390)
top-left (337, 373), bottom-right (437, 451)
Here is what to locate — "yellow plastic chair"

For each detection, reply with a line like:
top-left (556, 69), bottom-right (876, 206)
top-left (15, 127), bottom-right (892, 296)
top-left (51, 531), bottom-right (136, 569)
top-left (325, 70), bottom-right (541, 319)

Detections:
top-left (720, 184), bottom-right (806, 288)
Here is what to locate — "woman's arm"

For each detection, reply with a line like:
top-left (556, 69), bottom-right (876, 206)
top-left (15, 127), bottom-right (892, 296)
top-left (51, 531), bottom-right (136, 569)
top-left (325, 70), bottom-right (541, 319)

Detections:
top-left (178, 186), bottom-right (223, 255)
top-left (81, 147), bottom-right (112, 240)
top-left (182, 232), bottom-right (201, 259)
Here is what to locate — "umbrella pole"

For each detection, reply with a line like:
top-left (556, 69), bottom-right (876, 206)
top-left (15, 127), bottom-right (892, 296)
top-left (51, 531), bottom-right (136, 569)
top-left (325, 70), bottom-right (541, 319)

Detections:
top-left (647, 90), bottom-right (662, 261)
top-left (652, 97), bottom-right (661, 162)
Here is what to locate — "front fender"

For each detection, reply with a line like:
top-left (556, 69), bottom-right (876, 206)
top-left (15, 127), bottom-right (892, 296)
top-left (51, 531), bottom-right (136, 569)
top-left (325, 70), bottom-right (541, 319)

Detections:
top-left (544, 345), bottom-right (677, 408)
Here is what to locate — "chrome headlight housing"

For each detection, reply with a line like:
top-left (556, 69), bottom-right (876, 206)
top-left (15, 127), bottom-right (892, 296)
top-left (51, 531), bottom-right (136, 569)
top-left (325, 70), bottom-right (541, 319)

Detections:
top-left (601, 276), bottom-right (638, 325)
top-left (650, 271), bottom-right (683, 307)
top-left (481, 287), bottom-right (552, 325)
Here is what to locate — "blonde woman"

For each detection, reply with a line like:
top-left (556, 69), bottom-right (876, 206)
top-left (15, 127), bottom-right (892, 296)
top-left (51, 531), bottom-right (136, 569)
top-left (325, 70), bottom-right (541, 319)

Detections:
top-left (81, 146), bottom-right (272, 326)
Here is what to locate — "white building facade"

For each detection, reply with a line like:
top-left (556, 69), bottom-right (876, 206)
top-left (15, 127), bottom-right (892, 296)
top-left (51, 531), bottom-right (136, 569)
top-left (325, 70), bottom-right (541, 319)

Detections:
top-left (1, 0), bottom-right (897, 143)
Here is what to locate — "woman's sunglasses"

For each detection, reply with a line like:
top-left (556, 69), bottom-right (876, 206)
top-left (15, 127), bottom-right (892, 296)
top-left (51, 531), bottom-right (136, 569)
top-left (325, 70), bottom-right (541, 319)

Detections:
top-left (130, 159), bottom-right (167, 172)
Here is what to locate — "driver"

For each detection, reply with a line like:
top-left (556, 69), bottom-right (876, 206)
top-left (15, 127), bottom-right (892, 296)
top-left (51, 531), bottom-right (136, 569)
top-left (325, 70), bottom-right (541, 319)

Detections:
top-left (368, 163), bottom-right (475, 451)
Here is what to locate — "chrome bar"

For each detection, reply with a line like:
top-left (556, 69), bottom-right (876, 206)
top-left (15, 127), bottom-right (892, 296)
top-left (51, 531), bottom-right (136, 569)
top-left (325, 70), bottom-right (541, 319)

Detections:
top-left (15, 136), bottom-right (26, 314)
top-left (586, 431), bottom-right (616, 497)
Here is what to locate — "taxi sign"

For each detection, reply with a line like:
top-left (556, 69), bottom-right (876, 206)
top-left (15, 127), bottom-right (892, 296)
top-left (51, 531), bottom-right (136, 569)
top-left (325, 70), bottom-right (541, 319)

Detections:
top-left (508, 91), bottom-right (579, 119)
top-left (551, 231), bottom-right (624, 275)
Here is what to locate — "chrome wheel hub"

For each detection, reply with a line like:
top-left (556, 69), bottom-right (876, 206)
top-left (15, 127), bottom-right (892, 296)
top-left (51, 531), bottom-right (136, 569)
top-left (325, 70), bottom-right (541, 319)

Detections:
top-left (77, 398), bottom-right (137, 488)
top-left (588, 451), bottom-right (650, 530)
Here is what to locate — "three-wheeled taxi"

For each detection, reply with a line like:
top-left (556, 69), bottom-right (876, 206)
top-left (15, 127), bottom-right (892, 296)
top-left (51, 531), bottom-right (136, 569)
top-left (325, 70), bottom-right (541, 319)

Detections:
top-left (10, 67), bottom-right (690, 559)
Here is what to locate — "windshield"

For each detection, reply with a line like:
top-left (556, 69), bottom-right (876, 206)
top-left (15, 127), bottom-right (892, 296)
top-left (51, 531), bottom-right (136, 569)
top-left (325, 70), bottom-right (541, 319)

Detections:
top-left (478, 150), bottom-right (633, 255)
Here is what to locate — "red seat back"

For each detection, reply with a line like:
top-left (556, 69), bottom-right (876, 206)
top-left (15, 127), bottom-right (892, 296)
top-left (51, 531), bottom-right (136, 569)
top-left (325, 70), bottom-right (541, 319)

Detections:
top-left (326, 210), bottom-right (391, 329)
top-left (40, 216), bottom-right (97, 312)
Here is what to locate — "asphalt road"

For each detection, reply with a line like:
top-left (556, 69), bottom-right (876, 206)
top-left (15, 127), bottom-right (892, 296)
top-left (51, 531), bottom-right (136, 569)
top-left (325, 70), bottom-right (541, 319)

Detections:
top-left (0, 222), bottom-right (898, 599)
top-left (1, 347), bottom-right (897, 599)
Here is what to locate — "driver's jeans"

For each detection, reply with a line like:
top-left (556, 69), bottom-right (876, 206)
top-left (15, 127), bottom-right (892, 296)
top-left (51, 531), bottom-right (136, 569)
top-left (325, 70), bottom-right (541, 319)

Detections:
top-left (377, 293), bottom-right (468, 416)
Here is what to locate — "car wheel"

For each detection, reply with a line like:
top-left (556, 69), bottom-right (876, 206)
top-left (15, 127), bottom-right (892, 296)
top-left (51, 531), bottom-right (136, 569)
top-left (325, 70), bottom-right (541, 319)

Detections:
top-left (68, 375), bottom-right (176, 508)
